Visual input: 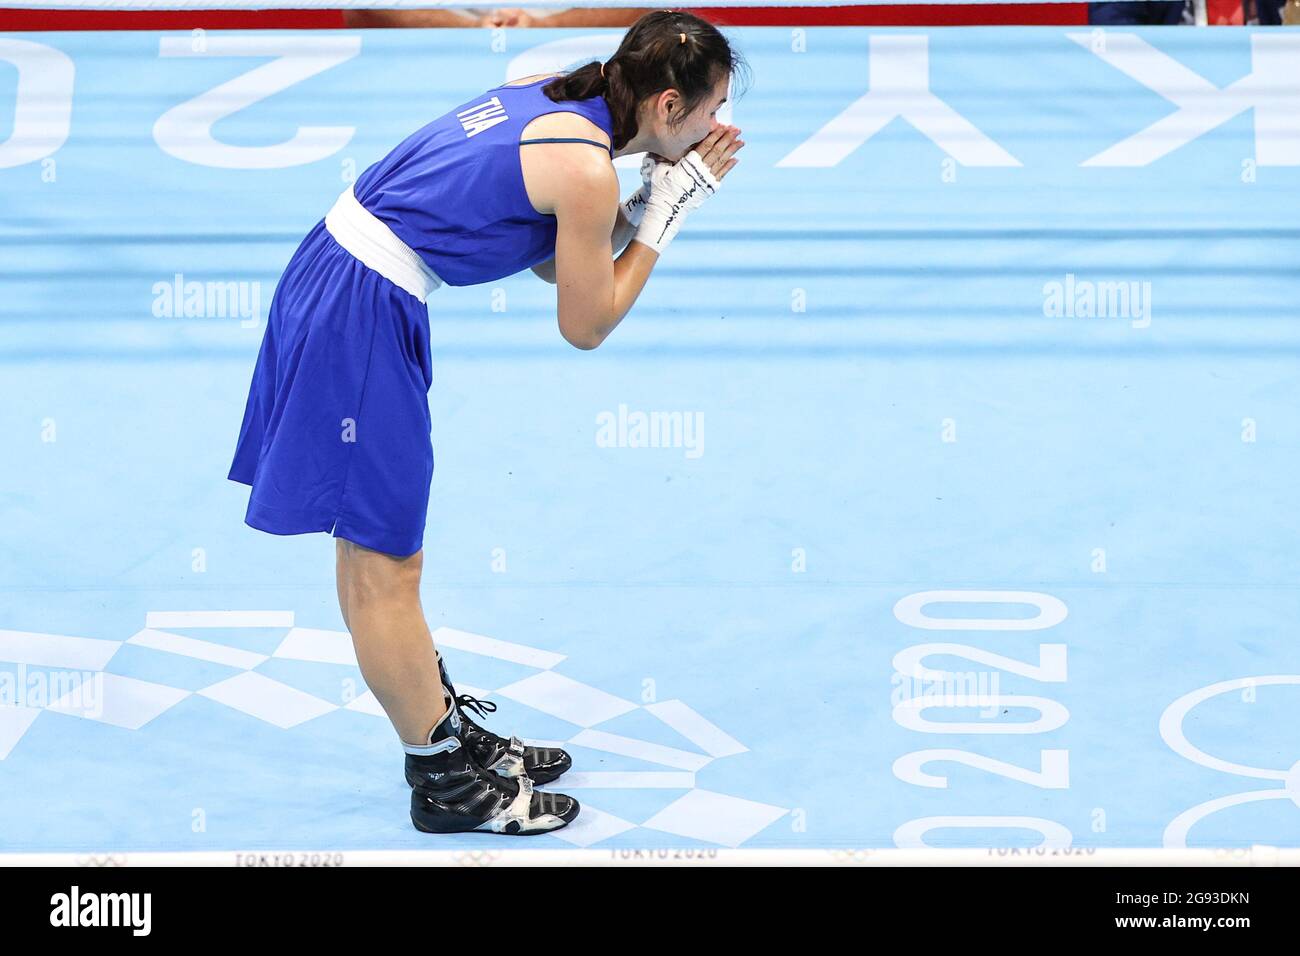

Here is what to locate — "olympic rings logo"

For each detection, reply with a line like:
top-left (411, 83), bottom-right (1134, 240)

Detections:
top-left (1160, 676), bottom-right (1300, 847)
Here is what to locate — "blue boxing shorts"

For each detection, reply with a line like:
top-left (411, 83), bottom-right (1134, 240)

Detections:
top-left (228, 210), bottom-right (436, 558)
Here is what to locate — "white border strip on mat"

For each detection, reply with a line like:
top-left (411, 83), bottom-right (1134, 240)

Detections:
top-left (144, 611), bottom-right (294, 629)
top-left (2, 847), bottom-right (1296, 867)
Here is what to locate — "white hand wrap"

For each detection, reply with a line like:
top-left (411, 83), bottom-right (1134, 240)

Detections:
top-left (619, 154), bottom-right (656, 227)
top-left (633, 151), bottom-right (720, 256)
top-left (621, 182), bottom-right (651, 227)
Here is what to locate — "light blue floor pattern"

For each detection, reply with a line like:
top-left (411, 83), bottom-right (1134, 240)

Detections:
top-left (2, 27), bottom-right (1299, 851)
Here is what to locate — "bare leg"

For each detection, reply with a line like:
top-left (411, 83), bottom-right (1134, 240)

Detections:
top-left (335, 537), bottom-right (447, 746)
top-left (336, 538), bottom-right (352, 632)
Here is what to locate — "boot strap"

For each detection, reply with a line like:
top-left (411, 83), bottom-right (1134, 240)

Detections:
top-left (489, 736), bottom-right (528, 777)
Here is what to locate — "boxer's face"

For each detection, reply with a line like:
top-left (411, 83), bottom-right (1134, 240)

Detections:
top-left (647, 73), bottom-right (730, 162)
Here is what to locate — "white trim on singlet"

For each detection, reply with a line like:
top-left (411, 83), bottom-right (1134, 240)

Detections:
top-left (324, 184), bottom-right (444, 302)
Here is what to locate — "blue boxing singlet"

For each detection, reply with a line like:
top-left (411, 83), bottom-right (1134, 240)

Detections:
top-left (352, 76), bottom-right (616, 286)
top-left (229, 75), bottom-right (616, 557)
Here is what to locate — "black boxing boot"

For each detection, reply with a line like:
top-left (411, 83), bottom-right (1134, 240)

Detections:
top-left (408, 651), bottom-right (572, 787)
top-left (405, 691), bottom-right (580, 836)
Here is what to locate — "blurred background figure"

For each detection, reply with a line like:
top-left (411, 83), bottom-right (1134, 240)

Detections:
top-left (1087, 0), bottom-right (1292, 22)
top-left (1201, 0), bottom-right (1291, 21)
top-left (344, 6), bottom-right (645, 27)
top-left (1087, 1), bottom-right (1189, 24)
top-left (1250, 0), bottom-right (1294, 22)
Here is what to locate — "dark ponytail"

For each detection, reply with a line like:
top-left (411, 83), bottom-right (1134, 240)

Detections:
top-left (542, 10), bottom-right (749, 153)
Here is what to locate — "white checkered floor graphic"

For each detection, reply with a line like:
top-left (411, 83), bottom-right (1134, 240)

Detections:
top-left (0, 613), bottom-right (787, 847)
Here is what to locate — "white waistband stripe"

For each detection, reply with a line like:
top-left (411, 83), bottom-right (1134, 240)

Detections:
top-left (324, 185), bottom-right (443, 301)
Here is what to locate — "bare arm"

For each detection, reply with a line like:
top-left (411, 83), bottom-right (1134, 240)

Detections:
top-left (530, 8), bottom-right (646, 28)
top-left (342, 9), bottom-right (481, 27)
top-left (532, 204), bottom-right (635, 284)
top-left (552, 161), bottom-right (656, 350)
